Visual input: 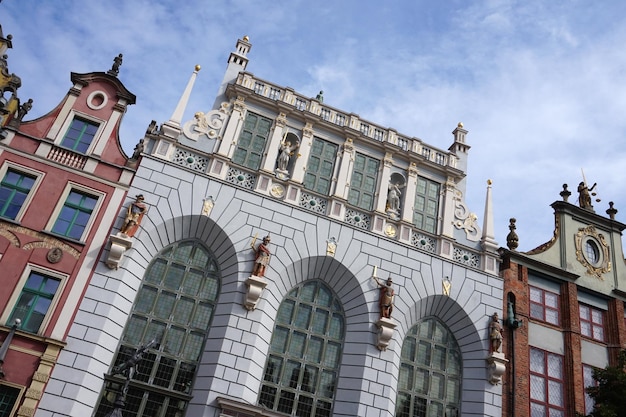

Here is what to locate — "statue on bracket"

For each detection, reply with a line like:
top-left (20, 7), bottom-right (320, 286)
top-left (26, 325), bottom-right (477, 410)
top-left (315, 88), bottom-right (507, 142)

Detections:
top-left (373, 270), bottom-right (395, 319)
top-left (275, 132), bottom-right (300, 179)
top-left (120, 195), bottom-right (148, 238)
top-left (489, 312), bottom-right (503, 353)
top-left (251, 234), bottom-right (271, 277)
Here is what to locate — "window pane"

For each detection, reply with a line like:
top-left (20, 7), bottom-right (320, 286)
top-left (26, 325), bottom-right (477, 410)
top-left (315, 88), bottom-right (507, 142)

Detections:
top-left (258, 280), bottom-right (344, 414)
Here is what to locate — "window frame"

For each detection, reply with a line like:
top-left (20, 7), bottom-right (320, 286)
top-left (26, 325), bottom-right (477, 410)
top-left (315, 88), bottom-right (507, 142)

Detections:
top-left (0, 381), bottom-right (25, 417)
top-left (0, 162), bottom-right (44, 222)
top-left (347, 152), bottom-right (379, 211)
top-left (412, 175), bottom-right (441, 234)
top-left (303, 137), bottom-right (339, 196)
top-left (231, 111), bottom-right (273, 171)
top-left (529, 347), bottom-right (565, 416)
top-left (1, 265), bottom-right (67, 335)
top-left (583, 364), bottom-right (597, 415)
top-left (45, 182), bottom-right (104, 242)
top-left (579, 303), bottom-right (606, 342)
top-left (529, 285), bottom-right (560, 326)
top-left (56, 111), bottom-right (104, 154)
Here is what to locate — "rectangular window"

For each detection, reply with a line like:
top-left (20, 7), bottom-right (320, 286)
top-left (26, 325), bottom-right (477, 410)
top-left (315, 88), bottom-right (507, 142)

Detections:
top-left (0, 169), bottom-right (36, 220)
top-left (8, 271), bottom-right (61, 333)
top-left (0, 384), bottom-right (22, 417)
top-left (530, 347), bottom-right (565, 416)
top-left (61, 117), bottom-right (99, 153)
top-left (530, 286), bottom-right (560, 326)
top-left (579, 304), bottom-right (605, 342)
top-left (583, 364), bottom-right (597, 415)
top-left (348, 153), bottom-right (379, 211)
top-left (413, 177), bottom-right (440, 234)
top-left (231, 112), bottom-right (273, 171)
top-left (303, 137), bottom-right (338, 195)
top-left (51, 189), bottom-right (98, 240)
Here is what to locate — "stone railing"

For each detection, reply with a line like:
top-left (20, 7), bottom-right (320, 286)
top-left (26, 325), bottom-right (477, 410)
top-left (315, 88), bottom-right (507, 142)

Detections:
top-left (46, 145), bottom-right (87, 170)
top-left (238, 73), bottom-right (454, 168)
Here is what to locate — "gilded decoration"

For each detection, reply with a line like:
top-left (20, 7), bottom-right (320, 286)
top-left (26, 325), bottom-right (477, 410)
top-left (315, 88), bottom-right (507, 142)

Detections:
top-left (0, 222), bottom-right (80, 259)
top-left (575, 225), bottom-right (611, 279)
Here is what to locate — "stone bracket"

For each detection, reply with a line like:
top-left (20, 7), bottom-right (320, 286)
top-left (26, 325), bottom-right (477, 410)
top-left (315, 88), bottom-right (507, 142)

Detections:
top-left (244, 274), bottom-right (268, 311)
top-left (375, 317), bottom-right (397, 351)
top-left (486, 352), bottom-right (508, 385)
top-left (106, 234), bottom-right (133, 269)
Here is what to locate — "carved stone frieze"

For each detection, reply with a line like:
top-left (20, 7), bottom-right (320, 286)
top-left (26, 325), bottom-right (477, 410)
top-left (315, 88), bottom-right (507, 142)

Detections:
top-left (0, 222), bottom-right (80, 259)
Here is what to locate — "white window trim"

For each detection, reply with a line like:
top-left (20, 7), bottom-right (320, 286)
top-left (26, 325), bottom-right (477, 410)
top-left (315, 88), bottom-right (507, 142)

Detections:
top-left (44, 181), bottom-right (105, 242)
top-left (0, 264), bottom-right (69, 335)
top-left (0, 161), bottom-right (45, 222)
top-left (54, 110), bottom-right (106, 155)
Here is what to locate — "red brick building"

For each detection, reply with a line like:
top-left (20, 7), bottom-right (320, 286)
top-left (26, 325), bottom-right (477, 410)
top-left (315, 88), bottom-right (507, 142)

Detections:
top-left (0, 24), bottom-right (139, 416)
top-left (499, 185), bottom-right (626, 417)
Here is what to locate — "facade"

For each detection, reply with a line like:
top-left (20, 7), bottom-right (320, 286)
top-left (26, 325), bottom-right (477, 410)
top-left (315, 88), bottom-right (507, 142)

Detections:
top-left (500, 186), bottom-right (626, 416)
top-left (38, 37), bottom-right (505, 417)
top-left (0, 25), bottom-right (139, 417)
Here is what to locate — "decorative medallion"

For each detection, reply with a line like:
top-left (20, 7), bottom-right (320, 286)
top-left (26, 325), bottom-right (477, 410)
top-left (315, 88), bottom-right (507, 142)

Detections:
top-left (575, 225), bottom-right (611, 279)
top-left (47, 247), bottom-right (63, 264)
top-left (270, 183), bottom-right (285, 198)
top-left (384, 224), bottom-right (397, 238)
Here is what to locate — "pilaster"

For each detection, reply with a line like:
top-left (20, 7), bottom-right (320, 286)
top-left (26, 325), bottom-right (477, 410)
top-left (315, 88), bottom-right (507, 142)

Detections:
top-left (217, 96), bottom-right (246, 158)
top-left (333, 138), bottom-right (355, 200)
top-left (291, 122), bottom-right (314, 184)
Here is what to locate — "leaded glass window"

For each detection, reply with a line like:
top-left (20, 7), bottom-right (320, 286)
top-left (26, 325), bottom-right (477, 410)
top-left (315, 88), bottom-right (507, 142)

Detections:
top-left (396, 317), bottom-right (461, 417)
top-left (95, 240), bottom-right (220, 417)
top-left (51, 189), bottom-right (98, 240)
top-left (413, 177), bottom-right (440, 234)
top-left (0, 384), bottom-right (21, 417)
top-left (530, 348), bottom-right (564, 417)
top-left (259, 280), bottom-right (345, 417)
top-left (304, 138), bottom-right (338, 196)
top-left (348, 153), bottom-right (379, 211)
top-left (232, 112), bottom-right (272, 171)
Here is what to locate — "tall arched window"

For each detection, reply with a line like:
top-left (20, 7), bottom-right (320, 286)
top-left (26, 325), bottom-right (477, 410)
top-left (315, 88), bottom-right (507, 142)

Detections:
top-left (96, 240), bottom-right (220, 417)
top-left (396, 317), bottom-right (462, 417)
top-left (259, 280), bottom-right (344, 417)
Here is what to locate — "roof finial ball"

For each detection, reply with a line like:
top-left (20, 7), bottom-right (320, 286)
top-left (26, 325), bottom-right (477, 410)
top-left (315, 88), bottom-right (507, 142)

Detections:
top-left (458, 122), bottom-right (463, 128)
top-left (195, 64), bottom-right (201, 72)
top-left (243, 35), bottom-right (250, 42)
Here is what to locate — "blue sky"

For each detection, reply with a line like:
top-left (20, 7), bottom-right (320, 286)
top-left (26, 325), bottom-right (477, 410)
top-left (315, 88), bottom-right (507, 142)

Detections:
top-left (3, 0), bottom-right (626, 251)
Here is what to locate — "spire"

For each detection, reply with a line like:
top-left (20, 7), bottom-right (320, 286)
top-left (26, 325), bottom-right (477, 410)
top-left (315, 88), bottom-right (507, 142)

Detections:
top-left (212, 35), bottom-right (252, 110)
top-left (161, 65), bottom-right (201, 138)
top-left (481, 179), bottom-right (498, 252)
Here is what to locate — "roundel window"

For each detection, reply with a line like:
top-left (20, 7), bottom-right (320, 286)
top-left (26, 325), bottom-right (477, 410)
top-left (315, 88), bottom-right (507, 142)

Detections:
top-left (584, 238), bottom-right (601, 265)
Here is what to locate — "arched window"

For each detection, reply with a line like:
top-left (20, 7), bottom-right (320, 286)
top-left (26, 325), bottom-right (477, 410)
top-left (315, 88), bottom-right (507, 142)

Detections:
top-left (259, 280), bottom-right (344, 416)
top-left (95, 240), bottom-right (220, 417)
top-left (396, 317), bottom-right (462, 417)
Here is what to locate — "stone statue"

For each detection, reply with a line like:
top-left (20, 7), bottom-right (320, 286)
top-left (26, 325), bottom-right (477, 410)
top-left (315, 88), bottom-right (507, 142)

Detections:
top-left (276, 139), bottom-right (299, 172)
top-left (108, 53), bottom-right (123, 77)
top-left (120, 195), bottom-right (147, 237)
top-left (489, 312), bottom-right (503, 353)
top-left (387, 182), bottom-right (403, 213)
top-left (16, 98), bottom-right (32, 122)
top-left (131, 139), bottom-right (144, 160)
top-left (316, 90), bottom-right (324, 102)
top-left (251, 235), bottom-right (271, 277)
top-left (578, 181), bottom-right (596, 210)
top-left (373, 276), bottom-right (395, 319)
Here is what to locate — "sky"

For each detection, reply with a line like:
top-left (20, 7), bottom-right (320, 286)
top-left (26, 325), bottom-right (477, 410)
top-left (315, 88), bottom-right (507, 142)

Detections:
top-left (3, 0), bottom-right (626, 251)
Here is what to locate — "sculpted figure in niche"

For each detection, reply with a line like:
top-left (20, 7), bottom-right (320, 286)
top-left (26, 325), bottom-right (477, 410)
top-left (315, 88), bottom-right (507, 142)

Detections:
top-left (120, 195), bottom-right (147, 237)
top-left (489, 312), bottom-right (503, 353)
top-left (387, 182), bottom-right (403, 213)
top-left (251, 235), bottom-right (271, 277)
top-left (373, 275), bottom-right (395, 319)
top-left (277, 137), bottom-right (300, 173)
